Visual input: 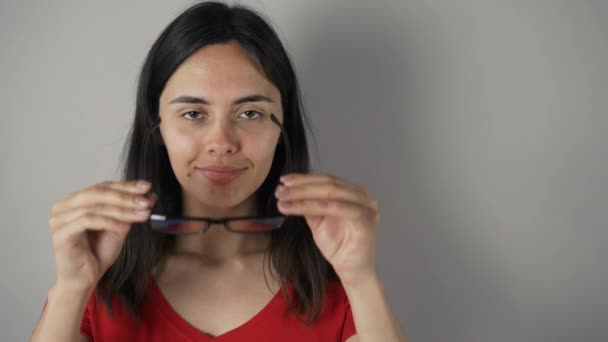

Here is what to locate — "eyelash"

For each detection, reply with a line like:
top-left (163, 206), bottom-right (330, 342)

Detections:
top-left (181, 110), bottom-right (262, 121)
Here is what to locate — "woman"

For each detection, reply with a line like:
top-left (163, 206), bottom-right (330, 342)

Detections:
top-left (30, 2), bottom-right (407, 341)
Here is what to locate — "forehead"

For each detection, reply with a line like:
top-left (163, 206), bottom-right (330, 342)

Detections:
top-left (160, 41), bottom-right (280, 104)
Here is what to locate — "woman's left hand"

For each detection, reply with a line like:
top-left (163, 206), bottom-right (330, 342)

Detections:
top-left (275, 173), bottom-right (380, 285)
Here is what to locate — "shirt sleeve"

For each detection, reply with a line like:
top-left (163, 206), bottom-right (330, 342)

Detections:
top-left (340, 296), bottom-right (357, 342)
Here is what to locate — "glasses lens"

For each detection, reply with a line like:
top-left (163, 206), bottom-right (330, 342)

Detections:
top-left (227, 216), bottom-right (286, 232)
top-left (150, 215), bottom-right (206, 234)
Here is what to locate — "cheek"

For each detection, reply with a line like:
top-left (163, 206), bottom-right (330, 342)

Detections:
top-left (163, 131), bottom-right (197, 170)
top-left (249, 138), bottom-right (279, 172)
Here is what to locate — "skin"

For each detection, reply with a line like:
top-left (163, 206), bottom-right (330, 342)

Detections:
top-left (31, 180), bottom-right (158, 342)
top-left (157, 40), bottom-right (283, 260)
top-left (275, 174), bottom-right (407, 341)
top-left (30, 40), bottom-right (407, 341)
top-left (154, 40), bottom-right (406, 341)
top-left (154, 41), bottom-right (287, 336)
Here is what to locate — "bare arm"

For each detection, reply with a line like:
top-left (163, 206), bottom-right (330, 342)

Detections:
top-left (30, 180), bottom-right (156, 342)
top-left (30, 282), bottom-right (91, 342)
top-left (343, 273), bottom-right (408, 342)
top-left (274, 174), bottom-right (408, 342)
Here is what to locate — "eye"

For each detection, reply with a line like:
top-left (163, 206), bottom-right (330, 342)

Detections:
top-left (181, 111), bottom-right (205, 120)
top-left (239, 110), bottom-right (262, 120)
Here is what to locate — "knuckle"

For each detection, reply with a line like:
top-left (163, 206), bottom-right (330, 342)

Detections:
top-left (51, 230), bottom-right (65, 246)
top-left (97, 180), bottom-right (111, 188)
top-left (52, 229), bottom-right (73, 248)
top-left (125, 206), bottom-right (139, 215)
top-left (93, 202), bottom-right (107, 212)
top-left (359, 209), bottom-right (374, 219)
top-left (48, 217), bottom-right (56, 230)
top-left (91, 186), bottom-right (109, 197)
top-left (326, 183), bottom-right (340, 197)
top-left (81, 212), bottom-right (98, 222)
top-left (80, 212), bottom-right (113, 227)
top-left (50, 202), bottom-right (60, 214)
top-left (106, 216), bottom-right (119, 226)
top-left (325, 174), bottom-right (337, 183)
top-left (84, 183), bottom-right (100, 193)
top-left (51, 223), bottom-right (66, 246)
top-left (365, 208), bottom-right (375, 220)
top-left (118, 205), bottom-right (130, 214)
top-left (104, 215), bottom-right (116, 225)
top-left (125, 192), bottom-right (137, 203)
top-left (64, 191), bottom-right (77, 202)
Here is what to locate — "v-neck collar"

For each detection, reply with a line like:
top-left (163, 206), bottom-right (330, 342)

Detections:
top-left (148, 276), bottom-right (286, 340)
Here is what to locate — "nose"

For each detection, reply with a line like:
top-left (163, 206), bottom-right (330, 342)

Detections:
top-left (204, 120), bottom-right (239, 156)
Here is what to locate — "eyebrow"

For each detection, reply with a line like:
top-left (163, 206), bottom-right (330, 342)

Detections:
top-left (168, 94), bottom-right (274, 106)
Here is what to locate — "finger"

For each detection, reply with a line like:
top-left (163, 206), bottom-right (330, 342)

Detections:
top-left (280, 173), bottom-right (372, 198)
top-left (104, 180), bottom-right (152, 194)
top-left (53, 185), bottom-right (156, 216)
top-left (280, 173), bottom-right (343, 186)
top-left (277, 175), bottom-right (374, 208)
top-left (277, 198), bottom-right (377, 222)
top-left (50, 203), bottom-right (152, 232)
top-left (52, 180), bottom-right (151, 214)
top-left (53, 212), bottom-right (131, 243)
top-left (275, 181), bottom-right (373, 210)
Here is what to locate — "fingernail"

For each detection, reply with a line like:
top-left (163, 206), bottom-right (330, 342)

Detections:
top-left (280, 175), bottom-right (293, 183)
top-left (279, 200), bottom-right (291, 207)
top-left (137, 180), bottom-right (151, 189)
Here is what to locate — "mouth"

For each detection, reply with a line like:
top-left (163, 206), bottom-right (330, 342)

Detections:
top-left (197, 167), bottom-right (246, 185)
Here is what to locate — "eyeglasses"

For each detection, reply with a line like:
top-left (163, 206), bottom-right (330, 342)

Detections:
top-left (149, 214), bottom-right (286, 235)
top-left (141, 112), bottom-right (292, 235)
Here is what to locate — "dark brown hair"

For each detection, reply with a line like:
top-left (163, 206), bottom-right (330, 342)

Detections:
top-left (97, 1), bottom-right (337, 324)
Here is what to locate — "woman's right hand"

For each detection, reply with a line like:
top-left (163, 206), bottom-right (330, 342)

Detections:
top-left (48, 180), bottom-right (157, 292)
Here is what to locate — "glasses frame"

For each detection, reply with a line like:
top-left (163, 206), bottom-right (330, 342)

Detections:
top-left (149, 214), bottom-right (287, 235)
top-left (141, 112), bottom-right (293, 235)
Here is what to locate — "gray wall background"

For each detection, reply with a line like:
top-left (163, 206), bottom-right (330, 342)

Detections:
top-left (1, 1), bottom-right (606, 341)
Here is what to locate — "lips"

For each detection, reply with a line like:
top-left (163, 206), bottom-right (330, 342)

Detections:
top-left (201, 165), bottom-right (246, 172)
top-left (198, 166), bottom-right (246, 185)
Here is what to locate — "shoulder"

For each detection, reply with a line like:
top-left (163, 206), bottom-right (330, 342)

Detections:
top-left (82, 281), bottom-right (178, 340)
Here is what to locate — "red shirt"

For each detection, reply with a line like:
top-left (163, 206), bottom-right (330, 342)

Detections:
top-left (79, 278), bottom-right (356, 341)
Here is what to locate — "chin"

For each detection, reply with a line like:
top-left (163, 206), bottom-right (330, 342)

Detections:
top-left (190, 185), bottom-right (258, 211)
top-left (180, 168), bottom-right (267, 211)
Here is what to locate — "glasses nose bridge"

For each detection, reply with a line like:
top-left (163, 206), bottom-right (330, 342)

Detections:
top-left (202, 218), bottom-right (231, 232)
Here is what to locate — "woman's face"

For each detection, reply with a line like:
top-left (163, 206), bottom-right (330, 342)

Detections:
top-left (158, 40), bottom-right (283, 216)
